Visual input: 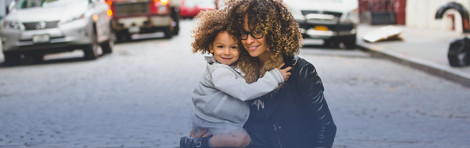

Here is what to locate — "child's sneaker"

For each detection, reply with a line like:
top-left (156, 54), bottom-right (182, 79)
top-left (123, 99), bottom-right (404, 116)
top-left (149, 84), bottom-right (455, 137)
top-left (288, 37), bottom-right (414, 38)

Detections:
top-left (179, 135), bottom-right (212, 148)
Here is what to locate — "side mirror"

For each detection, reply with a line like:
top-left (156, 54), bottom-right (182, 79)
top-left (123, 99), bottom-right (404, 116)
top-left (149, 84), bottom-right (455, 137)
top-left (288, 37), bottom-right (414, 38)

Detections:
top-left (7, 0), bottom-right (16, 14)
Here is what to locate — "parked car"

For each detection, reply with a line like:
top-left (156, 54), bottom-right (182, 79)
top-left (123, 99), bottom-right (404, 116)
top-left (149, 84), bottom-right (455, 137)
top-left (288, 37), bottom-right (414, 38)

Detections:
top-left (106, 0), bottom-right (180, 41)
top-left (179, 0), bottom-right (216, 19)
top-left (284, 0), bottom-right (359, 48)
top-left (0, 0), bottom-right (114, 65)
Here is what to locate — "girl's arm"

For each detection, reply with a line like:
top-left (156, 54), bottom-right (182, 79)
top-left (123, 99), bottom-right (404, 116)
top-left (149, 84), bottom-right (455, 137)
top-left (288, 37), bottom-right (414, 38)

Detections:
top-left (211, 67), bottom-right (284, 101)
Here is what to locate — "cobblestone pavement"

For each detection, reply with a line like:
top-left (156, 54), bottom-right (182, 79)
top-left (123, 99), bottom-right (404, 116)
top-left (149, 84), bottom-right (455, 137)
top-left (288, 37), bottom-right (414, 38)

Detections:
top-left (301, 49), bottom-right (470, 148)
top-left (1, 20), bottom-right (469, 148)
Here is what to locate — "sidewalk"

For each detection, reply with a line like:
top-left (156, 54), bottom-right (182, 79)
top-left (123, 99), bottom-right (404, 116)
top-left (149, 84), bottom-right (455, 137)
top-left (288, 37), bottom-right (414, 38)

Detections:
top-left (357, 24), bottom-right (470, 87)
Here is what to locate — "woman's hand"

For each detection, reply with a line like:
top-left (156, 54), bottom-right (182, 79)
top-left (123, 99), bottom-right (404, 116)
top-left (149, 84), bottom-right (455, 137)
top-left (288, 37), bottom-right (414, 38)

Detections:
top-left (278, 63), bottom-right (292, 81)
top-left (190, 129), bottom-right (212, 138)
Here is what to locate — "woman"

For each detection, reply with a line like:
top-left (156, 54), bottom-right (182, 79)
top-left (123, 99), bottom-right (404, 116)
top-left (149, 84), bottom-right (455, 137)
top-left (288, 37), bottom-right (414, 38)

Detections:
top-left (227, 0), bottom-right (337, 147)
top-left (192, 0), bottom-right (337, 147)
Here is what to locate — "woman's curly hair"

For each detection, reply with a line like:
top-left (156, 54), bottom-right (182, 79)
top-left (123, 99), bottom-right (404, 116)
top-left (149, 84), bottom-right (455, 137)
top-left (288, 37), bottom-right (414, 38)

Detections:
top-left (226, 0), bottom-right (302, 83)
top-left (192, 10), bottom-right (236, 54)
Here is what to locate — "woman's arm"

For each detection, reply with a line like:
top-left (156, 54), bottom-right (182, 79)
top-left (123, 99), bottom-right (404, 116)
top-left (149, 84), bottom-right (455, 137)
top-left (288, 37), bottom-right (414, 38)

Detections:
top-left (297, 61), bottom-right (337, 147)
top-left (211, 67), bottom-right (284, 101)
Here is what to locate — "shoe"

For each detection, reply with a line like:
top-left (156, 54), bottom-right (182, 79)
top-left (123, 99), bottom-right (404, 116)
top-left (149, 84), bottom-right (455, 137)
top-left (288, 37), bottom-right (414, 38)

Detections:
top-left (180, 136), bottom-right (202, 148)
top-left (180, 135), bottom-right (212, 148)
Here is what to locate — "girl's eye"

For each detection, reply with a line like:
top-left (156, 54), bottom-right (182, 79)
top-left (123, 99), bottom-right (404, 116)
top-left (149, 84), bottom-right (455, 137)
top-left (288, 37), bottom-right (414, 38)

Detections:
top-left (231, 46), bottom-right (238, 49)
top-left (217, 45), bottom-right (224, 48)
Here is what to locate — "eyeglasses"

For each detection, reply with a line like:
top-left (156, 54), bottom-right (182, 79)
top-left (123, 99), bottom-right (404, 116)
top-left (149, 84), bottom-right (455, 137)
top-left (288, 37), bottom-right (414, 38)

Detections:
top-left (241, 29), bottom-right (264, 40)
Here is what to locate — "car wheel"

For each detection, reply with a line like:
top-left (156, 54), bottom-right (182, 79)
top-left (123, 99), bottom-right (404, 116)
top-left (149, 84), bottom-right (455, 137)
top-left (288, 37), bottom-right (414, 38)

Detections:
top-left (101, 39), bottom-right (114, 54)
top-left (3, 52), bottom-right (21, 65)
top-left (173, 22), bottom-right (180, 35)
top-left (84, 43), bottom-right (99, 60)
top-left (343, 35), bottom-right (357, 49)
top-left (173, 19), bottom-right (180, 35)
top-left (84, 29), bottom-right (99, 60)
top-left (164, 27), bottom-right (173, 39)
top-left (116, 32), bottom-right (131, 43)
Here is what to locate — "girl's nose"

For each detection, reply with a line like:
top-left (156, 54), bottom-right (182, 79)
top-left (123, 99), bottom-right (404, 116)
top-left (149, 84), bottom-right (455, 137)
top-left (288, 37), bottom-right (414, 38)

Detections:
top-left (223, 48), bottom-right (231, 54)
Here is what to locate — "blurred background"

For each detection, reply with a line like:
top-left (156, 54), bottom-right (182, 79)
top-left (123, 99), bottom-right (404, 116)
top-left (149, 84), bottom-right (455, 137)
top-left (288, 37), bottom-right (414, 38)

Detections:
top-left (0, 0), bottom-right (469, 148)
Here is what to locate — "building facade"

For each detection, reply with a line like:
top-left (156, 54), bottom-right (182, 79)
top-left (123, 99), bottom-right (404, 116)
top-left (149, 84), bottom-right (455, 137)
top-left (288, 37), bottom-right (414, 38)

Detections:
top-left (360, 0), bottom-right (469, 33)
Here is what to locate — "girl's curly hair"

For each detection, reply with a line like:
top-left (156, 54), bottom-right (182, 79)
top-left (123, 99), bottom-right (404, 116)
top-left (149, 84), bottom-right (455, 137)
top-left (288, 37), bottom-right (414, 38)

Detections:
top-left (226, 0), bottom-right (303, 83)
top-left (192, 10), bottom-right (236, 54)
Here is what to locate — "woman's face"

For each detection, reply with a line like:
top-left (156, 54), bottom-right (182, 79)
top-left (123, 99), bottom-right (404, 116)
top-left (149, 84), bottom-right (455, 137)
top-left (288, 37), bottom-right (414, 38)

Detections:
top-left (241, 16), bottom-right (269, 58)
top-left (210, 31), bottom-right (240, 66)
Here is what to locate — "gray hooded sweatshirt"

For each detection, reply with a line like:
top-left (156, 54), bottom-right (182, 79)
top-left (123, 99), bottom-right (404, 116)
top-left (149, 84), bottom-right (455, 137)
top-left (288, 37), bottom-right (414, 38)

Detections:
top-left (192, 57), bottom-right (284, 126)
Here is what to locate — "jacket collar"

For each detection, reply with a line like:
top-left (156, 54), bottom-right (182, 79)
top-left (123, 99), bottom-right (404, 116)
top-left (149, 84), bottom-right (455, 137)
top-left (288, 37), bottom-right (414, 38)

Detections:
top-left (205, 56), bottom-right (217, 64)
top-left (283, 55), bottom-right (299, 67)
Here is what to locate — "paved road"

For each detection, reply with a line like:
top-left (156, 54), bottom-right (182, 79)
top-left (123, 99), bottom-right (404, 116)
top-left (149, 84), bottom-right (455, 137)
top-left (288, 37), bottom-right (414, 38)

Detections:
top-left (301, 48), bottom-right (470, 148)
top-left (1, 20), bottom-right (469, 148)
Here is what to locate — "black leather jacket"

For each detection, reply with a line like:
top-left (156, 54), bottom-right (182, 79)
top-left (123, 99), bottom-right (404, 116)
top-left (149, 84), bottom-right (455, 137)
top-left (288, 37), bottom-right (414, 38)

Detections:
top-left (244, 56), bottom-right (336, 148)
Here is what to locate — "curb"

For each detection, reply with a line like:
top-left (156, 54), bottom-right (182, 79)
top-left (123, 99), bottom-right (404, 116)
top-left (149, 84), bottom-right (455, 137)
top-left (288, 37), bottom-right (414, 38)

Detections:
top-left (357, 41), bottom-right (470, 87)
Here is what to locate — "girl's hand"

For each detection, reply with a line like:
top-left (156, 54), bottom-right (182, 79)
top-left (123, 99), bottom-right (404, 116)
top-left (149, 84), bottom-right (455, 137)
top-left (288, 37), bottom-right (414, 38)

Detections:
top-left (190, 129), bottom-right (211, 138)
top-left (278, 63), bottom-right (292, 81)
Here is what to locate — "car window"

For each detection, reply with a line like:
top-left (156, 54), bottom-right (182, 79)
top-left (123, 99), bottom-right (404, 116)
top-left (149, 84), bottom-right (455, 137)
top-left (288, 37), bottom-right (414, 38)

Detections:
top-left (16, 0), bottom-right (87, 9)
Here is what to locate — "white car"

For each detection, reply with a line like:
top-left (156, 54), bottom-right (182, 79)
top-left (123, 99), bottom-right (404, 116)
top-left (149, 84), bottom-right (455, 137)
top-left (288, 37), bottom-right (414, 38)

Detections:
top-left (284, 0), bottom-right (359, 48)
top-left (1, 0), bottom-right (114, 65)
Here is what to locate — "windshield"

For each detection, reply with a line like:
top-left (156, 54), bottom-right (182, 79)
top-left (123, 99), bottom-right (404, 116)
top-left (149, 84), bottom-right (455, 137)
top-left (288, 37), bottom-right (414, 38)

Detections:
top-left (16, 0), bottom-right (87, 9)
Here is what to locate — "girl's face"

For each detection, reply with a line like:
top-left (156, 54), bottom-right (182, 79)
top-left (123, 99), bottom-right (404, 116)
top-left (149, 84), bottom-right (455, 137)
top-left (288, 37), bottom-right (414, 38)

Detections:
top-left (210, 31), bottom-right (240, 66)
top-left (241, 15), bottom-right (269, 59)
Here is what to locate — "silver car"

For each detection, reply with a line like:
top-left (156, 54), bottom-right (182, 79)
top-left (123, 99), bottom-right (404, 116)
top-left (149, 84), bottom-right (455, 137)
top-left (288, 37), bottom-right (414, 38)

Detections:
top-left (1, 0), bottom-right (114, 65)
top-left (284, 0), bottom-right (359, 49)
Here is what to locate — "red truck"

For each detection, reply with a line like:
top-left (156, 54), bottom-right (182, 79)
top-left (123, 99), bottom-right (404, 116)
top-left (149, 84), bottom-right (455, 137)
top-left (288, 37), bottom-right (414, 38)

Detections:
top-left (105, 0), bottom-right (180, 41)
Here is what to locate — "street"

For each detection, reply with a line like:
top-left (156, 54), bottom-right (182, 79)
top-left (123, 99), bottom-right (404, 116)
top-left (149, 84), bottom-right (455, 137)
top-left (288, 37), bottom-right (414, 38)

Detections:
top-left (1, 19), bottom-right (470, 148)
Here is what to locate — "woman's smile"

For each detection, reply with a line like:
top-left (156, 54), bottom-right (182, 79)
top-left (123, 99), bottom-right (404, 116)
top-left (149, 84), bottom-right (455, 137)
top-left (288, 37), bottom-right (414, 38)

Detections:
top-left (246, 44), bottom-right (260, 51)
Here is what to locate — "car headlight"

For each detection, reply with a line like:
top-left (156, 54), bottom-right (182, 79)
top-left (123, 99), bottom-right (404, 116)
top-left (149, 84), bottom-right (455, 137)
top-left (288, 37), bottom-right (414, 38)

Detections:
top-left (59, 13), bottom-right (86, 25)
top-left (343, 9), bottom-right (359, 24)
top-left (292, 14), bottom-right (305, 22)
top-left (2, 20), bottom-right (24, 30)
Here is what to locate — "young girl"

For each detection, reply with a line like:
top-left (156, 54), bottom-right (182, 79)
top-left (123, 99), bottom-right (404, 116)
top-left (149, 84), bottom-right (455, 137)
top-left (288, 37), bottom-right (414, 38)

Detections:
top-left (180, 10), bottom-right (291, 148)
